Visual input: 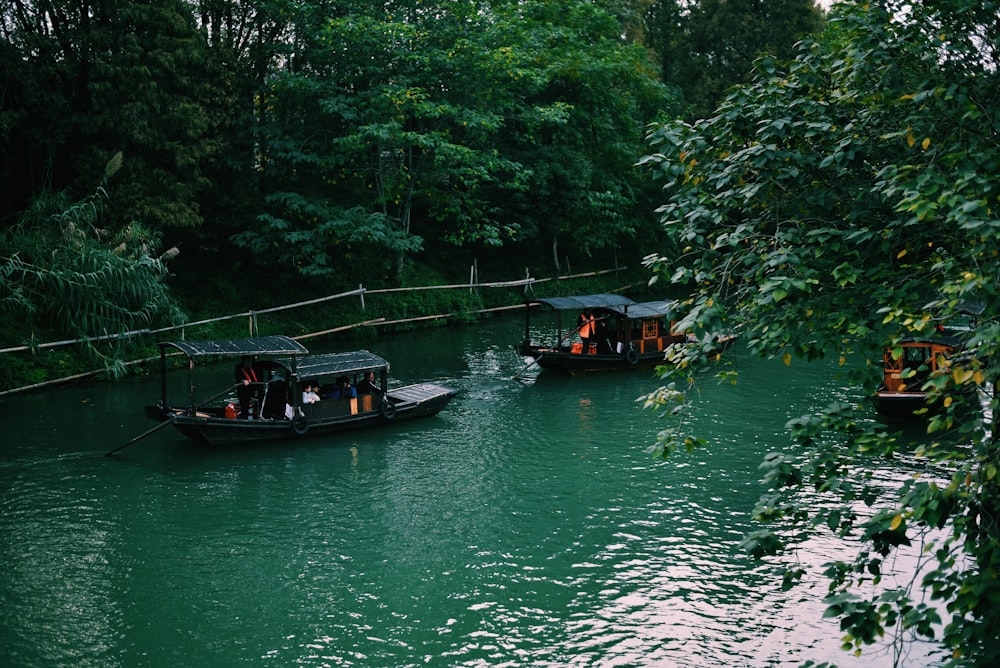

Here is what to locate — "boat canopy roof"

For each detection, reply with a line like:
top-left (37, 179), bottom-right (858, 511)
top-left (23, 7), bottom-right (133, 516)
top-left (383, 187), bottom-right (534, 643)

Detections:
top-left (897, 334), bottom-right (966, 349)
top-left (294, 351), bottom-right (389, 378)
top-left (605, 299), bottom-right (679, 320)
top-left (957, 301), bottom-right (986, 317)
top-left (160, 335), bottom-right (309, 358)
top-left (527, 293), bottom-right (635, 311)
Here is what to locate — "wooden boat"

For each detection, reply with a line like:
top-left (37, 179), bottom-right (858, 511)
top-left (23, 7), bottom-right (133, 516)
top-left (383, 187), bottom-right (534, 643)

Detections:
top-left (874, 302), bottom-right (986, 418)
top-left (145, 335), bottom-right (459, 445)
top-left (515, 293), bottom-right (734, 375)
top-left (874, 333), bottom-right (966, 418)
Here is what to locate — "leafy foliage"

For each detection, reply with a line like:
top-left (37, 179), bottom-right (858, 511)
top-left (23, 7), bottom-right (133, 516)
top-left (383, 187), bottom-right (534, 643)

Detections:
top-left (642, 0), bottom-right (825, 120)
top-left (0, 158), bottom-right (185, 373)
top-left (238, 0), bottom-right (668, 280)
top-left (0, 0), bottom-right (227, 230)
top-left (640, 0), bottom-right (1000, 664)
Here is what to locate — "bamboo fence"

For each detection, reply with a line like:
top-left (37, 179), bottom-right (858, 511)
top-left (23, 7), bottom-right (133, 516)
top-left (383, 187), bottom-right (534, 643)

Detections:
top-left (0, 266), bottom-right (628, 396)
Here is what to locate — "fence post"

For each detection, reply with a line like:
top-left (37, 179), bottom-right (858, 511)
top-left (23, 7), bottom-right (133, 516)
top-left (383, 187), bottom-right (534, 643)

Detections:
top-left (359, 284), bottom-right (365, 312)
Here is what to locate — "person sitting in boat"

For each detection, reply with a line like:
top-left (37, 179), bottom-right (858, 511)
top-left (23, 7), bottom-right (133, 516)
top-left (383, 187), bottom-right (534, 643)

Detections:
top-left (234, 355), bottom-right (262, 418)
top-left (357, 371), bottom-right (381, 395)
top-left (594, 317), bottom-right (613, 353)
top-left (337, 376), bottom-right (357, 399)
top-left (302, 381), bottom-right (321, 404)
top-left (320, 376), bottom-right (357, 400)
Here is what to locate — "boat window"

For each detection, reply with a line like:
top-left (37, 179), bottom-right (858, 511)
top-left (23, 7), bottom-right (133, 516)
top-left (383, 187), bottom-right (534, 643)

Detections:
top-left (904, 347), bottom-right (929, 365)
top-left (642, 320), bottom-right (658, 338)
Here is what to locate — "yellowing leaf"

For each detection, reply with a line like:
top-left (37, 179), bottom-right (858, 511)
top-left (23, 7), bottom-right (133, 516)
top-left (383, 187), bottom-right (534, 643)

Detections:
top-left (896, 248), bottom-right (907, 259)
top-left (906, 132), bottom-right (916, 147)
top-left (974, 371), bottom-right (984, 385)
top-left (890, 514), bottom-right (903, 530)
top-left (783, 352), bottom-right (792, 366)
top-left (839, 356), bottom-right (846, 366)
top-left (953, 368), bottom-right (973, 384)
top-left (921, 137), bottom-right (931, 150)
top-left (943, 396), bottom-right (953, 408)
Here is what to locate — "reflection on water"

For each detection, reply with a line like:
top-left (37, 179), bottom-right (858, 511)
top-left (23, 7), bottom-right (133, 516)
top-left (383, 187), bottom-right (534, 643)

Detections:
top-left (0, 316), bottom-right (941, 667)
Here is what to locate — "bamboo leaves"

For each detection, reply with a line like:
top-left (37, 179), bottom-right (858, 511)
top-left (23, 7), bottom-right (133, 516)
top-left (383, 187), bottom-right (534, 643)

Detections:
top-left (0, 180), bottom-right (185, 352)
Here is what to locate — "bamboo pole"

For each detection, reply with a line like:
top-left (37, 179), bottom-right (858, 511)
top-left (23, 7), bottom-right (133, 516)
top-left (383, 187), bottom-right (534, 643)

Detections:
top-left (0, 267), bottom-right (630, 395)
top-left (293, 318), bottom-right (386, 341)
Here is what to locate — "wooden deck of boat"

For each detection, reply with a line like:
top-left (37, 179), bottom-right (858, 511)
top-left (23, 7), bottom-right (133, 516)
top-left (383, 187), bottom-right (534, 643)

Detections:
top-left (391, 383), bottom-right (454, 403)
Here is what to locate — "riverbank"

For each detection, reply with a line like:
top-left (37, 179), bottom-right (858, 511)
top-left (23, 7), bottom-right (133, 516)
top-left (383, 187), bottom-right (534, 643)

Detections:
top-left (0, 265), bottom-right (652, 395)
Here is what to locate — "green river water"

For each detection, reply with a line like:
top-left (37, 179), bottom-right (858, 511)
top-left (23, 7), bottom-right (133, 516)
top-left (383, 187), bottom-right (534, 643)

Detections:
top-left (1, 315), bottom-right (941, 667)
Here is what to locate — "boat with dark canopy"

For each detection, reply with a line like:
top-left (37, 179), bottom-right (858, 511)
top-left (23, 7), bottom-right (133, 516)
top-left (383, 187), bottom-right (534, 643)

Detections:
top-left (515, 293), bottom-right (733, 376)
top-left (873, 333), bottom-right (964, 417)
top-left (144, 335), bottom-right (459, 445)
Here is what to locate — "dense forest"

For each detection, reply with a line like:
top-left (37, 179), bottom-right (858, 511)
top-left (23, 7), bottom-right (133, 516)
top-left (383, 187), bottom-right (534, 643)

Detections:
top-left (0, 0), bottom-right (824, 359)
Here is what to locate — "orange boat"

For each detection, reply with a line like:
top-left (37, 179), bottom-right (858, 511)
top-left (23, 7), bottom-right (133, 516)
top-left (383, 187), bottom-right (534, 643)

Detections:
top-left (874, 334), bottom-right (965, 417)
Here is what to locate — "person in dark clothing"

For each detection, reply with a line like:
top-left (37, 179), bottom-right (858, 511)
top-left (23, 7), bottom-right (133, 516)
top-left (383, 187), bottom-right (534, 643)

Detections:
top-left (357, 371), bottom-right (381, 395)
top-left (262, 381), bottom-right (288, 418)
top-left (234, 355), bottom-right (262, 418)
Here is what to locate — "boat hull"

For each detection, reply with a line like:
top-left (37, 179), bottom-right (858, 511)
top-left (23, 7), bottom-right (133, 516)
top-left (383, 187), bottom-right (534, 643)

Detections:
top-left (873, 388), bottom-right (936, 418)
top-left (521, 347), bottom-right (667, 375)
top-left (164, 383), bottom-right (458, 446)
top-left (517, 335), bottom-right (735, 376)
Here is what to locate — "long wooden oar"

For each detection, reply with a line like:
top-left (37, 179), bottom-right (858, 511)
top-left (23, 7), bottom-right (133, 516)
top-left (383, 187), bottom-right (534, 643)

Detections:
top-left (106, 382), bottom-right (243, 457)
top-left (105, 418), bottom-right (174, 457)
top-left (195, 383), bottom-right (243, 410)
top-left (511, 357), bottom-right (542, 381)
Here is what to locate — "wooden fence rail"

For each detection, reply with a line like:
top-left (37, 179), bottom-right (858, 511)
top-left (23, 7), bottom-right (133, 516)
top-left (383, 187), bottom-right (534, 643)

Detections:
top-left (0, 266), bottom-right (627, 396)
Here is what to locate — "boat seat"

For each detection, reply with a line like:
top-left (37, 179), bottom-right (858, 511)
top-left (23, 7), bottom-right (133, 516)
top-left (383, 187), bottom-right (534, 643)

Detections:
top-left (302, 397), bottom-right (360, 420)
